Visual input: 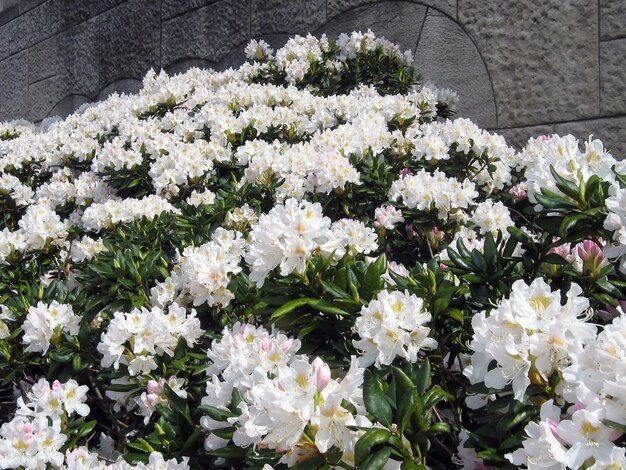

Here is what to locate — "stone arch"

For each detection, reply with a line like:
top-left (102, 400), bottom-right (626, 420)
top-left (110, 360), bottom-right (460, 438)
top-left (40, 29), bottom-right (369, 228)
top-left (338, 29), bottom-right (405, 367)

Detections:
top-left (318, 1), bottom-right (497, 127)
top-left (96, 78), bottom-right (143, 101)
top-left (47, 94), bottom-right (91, 119)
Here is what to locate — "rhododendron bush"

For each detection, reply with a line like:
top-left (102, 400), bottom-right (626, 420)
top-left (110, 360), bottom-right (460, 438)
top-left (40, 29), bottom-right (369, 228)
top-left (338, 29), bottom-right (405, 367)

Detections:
top-left (0, 31), bottom-right (625, 469)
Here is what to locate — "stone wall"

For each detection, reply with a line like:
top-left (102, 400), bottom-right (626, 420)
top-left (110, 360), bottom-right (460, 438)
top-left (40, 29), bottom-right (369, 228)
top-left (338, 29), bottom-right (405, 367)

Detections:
top-left (0, 0), bottom-right (624, 155)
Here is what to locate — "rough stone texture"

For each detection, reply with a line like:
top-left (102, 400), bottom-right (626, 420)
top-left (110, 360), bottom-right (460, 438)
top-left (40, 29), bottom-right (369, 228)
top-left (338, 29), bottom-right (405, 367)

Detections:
top-left (94, 0), bottom-right (161, 89)
top-left (162, 0), bottom-right (219, 20)
top-left (496, 125), bottom-right (555, 150)
top-left (2, 0), bottom-right (131, 62)
top-left (555, 116), bottom-right (626, 159)
top-left (25, 0), bottom-right (160, 121)
top-left (0, 51), bottom-right (28, 122)
top-left (319, 2), bottom-right (427, 53)
top-left (166, 58), bottom-right (217, 75)
top-left (328, 0), bottom-right (457, 20)
top-left (162, 0), bottom-right (250, 67)
top-left (0, 0), bottom-right (623, 153)
top-left (26, 75), bottom-right (70, 121)
top-left (213, 32), bottom-right (293, 71)
top-left (17, 0), bottom-right (48, 14)
top-left (600, 0), bottom-right (626, 40)
top-left (459, 0), bottom-right (599, 128)
top-left (600, 39), bottom-right (626, 116)
top-left (0, 3), bottom-right (19, 27)
top-left (251, 0), bottom-right (326, 37)
top-left (97, 78), bottom-right (143, 101)
top-left (28, 34), bottom-right (61, 84)
top-left (18, 0), bottom-right (64, 49)
top-left (47, 93), bottom-right (91, 119)
top-left (0, 16), bottom-right (23, 60)
top-left (414, 10), bottom-right (496, 128)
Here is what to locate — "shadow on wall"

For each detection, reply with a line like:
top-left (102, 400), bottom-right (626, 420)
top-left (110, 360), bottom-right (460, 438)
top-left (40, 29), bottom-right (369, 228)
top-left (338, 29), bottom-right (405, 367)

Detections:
top-left (48, 1), bottom-right (497, 129)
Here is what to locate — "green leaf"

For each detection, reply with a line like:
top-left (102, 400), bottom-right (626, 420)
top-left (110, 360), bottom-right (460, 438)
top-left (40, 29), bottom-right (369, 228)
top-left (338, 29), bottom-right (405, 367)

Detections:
top-left (483, 231), bottom-right (498, 267)
top-left (597, 279), bottom-right (625, 299)
top-left (392, 367), bottom-right (425, 434)
top-left (559, 214), bottom-right (587, 238)
top-left (413, 359), bottom-right (431, 395)
top-left (307, 299), bottom-right (349, 316)
top-left (76, 420), bottom-right (97, 439)
top-left (354, 428), bottom-right (390, 465)
top-left (163, 383), bottom-right (186, 416)
top-left (401, 462), bottom-right (426, 470)
top-left (550, 166), bottom-right (581, 201)
top-left (362, 255), bottom-right (387, 299)
top-left (507, 226), bottom-right (534, 246)
top-left (208, 445), bottom-right (248, 459)
top-left (602, 419), bottom-right (626, 434)
top-left (535, 216), bottom-right (564, 236)
top-left (198, 405), bottom-right (235, 422)
top-left (359, 446), bottom-right (393, 470)
top-left (542, 252), bottom-right (569, 266)
top-left (320, 280), bottom-right (350, 299)
top-left (476, 447), bottom-right (508, 464)
top-left (270, 297), bottom-right (315, 320)
top-left (495, 406), bottom-right (537, 442)
top-left (445, 247), bottom-right (472, 272)
top-left (422, 386), bottom-right (453, 409)
top-left (180, 428), bottom-right (203, 454)
top-left (363, 370), bottom-right (393, 427)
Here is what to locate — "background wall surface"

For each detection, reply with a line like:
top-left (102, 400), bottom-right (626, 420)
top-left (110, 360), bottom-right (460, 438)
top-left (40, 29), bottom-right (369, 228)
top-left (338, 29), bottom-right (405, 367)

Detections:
top-left (0, 0), bottom-right (624, 154)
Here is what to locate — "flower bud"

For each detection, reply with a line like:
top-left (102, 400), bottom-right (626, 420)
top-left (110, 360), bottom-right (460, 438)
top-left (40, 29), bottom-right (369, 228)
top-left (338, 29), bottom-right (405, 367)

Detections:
top-left (311, 357), bottom-right (331, 392)
top-left (146, 380), bottom-right (163, 395)
top-left (576, 239), bottom-right (606, 277)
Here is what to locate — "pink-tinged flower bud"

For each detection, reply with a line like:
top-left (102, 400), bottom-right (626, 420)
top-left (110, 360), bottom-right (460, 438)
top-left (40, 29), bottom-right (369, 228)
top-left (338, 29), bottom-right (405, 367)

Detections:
top-left (426, 227), bottom-right (445, 250)
top-left (146, 393), bottom-right (160, 407)
top-left (261, 338), bottom-right (272, 352)
top-left (576, 239), bottom-right (606, 277)
top-left (311, 357), bottom-right (331, 392)
top-left (405, 223), bottom-right (418, 239)
top-left (146, 380), bottom-right (163, 395)
top-left (23, 423), bottom-right (33, 434)
top-left (543, 242), bottom-right (574, 277)
top-left (548, 243), bottom-right (574, 262)
top-left (399, 167), bottom-right (414, 177)
top-left (538, 134), bottom-right (551, 142)
top-left (510, 183), bottom-right (527, 203)
top-left (52, 379), bottom-right (62, 390)
top-left (598, 300), bottom-right (626, 322)
top-left (279, 338), bottom-right (295, 353)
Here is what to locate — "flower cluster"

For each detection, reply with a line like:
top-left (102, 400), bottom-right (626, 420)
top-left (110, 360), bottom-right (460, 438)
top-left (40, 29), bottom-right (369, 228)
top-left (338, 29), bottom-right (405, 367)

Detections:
top-left (389, 169), bottom-right (478, 221)
top-left (507, 314), bottom-right (626, 468)
top-left (0, 31), bottom-right (624, 469)
top-left (353, 289), bottom-right (437, 367)
top-left (201, 323), bottom-right (368, 466)
top-left (465, 278), bottom-right (594, 401)
top-left (97, 303), bottom-right (202, 375)
top-left (22, 301), bottom-right (81, 354)
top-left (0, 379), bottom-right (88, 470)
top-left (152, 228), bottom-right (245, 308)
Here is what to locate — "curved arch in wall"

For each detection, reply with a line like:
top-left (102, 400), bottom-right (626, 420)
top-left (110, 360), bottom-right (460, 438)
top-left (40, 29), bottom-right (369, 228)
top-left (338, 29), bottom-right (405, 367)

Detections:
top-left (318, 0), bottom-right (497, 128)
top-left (47, 94), bottom-right (91, 119)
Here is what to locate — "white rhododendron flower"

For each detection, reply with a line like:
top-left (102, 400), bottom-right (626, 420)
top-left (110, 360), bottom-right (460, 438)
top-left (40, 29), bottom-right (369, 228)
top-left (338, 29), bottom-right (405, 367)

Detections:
top-left (245, 198), bottom-right (332, 286)
top-left (353, 289), bottom-right (437, 367)
top-left (465, 278), bottom-right (594, 401)
top-left (97, 303), bottom-right (202, 375)
top-left (22, 301), bottom-right (81, 354)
